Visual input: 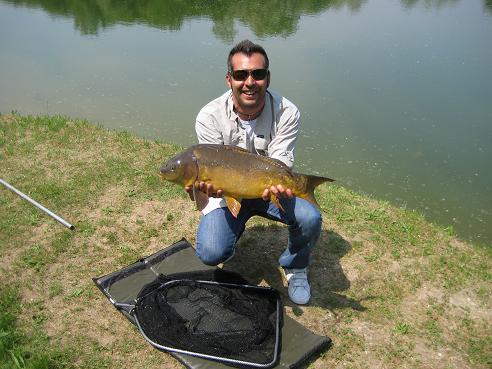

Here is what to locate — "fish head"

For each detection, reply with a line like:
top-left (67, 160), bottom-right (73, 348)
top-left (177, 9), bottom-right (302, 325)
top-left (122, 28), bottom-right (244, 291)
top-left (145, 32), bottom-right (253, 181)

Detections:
top-left (159, 149), bottom-right (197, 186)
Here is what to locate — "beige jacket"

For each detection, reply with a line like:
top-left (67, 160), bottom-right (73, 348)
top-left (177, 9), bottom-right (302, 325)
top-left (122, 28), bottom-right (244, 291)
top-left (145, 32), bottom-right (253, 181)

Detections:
top-left (195, 90), bottom-right (300, 168)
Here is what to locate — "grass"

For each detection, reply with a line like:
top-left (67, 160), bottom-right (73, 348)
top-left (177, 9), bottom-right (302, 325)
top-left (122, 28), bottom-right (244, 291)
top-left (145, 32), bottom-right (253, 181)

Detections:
top-left (0, 113), bottom-right (491, 369)
top-left (0, 286), bottom-right (68, 369)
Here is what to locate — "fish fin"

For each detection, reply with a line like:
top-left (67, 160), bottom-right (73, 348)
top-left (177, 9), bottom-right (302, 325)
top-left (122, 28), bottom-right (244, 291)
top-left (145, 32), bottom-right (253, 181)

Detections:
top-left (299, 174), bottom-right (335, 209)
top-left (270, 195), bottom-right (285, 213)
top-left (298, 193), bottom-right (320, 209)
top-left (193, 182), bottom-right (209, 212)
top-left (225, 197), bottom-right (241, 218)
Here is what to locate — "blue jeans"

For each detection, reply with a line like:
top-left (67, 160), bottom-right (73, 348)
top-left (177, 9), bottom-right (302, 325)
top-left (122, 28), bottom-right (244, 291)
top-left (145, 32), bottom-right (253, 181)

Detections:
top-left (195, 197), bottom-right (322, 269)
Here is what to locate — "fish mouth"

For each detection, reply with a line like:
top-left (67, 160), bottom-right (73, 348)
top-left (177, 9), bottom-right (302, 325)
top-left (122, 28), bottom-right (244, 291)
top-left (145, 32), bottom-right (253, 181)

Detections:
top-left (158, 167), bottom-right (168, 178)
top-left (159, 169), bottom-right (172, 179)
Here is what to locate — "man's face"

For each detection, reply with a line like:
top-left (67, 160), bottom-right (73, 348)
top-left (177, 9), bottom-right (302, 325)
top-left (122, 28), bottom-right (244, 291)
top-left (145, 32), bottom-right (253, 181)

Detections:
top-left (226, 52), bottom-right (270, 115)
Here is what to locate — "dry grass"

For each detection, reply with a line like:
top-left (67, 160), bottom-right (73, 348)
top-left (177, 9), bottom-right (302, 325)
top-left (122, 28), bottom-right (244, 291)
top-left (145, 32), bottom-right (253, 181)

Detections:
top-left (1, 114), bottom-right (490, 369)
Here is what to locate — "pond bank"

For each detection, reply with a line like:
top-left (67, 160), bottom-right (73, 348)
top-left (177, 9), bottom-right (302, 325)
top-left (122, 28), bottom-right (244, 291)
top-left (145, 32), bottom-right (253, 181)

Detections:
top-left (1, 114), bottom-right (491, 369)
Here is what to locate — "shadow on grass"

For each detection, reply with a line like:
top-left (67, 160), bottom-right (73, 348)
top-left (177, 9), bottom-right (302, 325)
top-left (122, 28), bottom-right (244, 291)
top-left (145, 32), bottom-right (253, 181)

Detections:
top-left (222, 222), bottom-right (366, 312)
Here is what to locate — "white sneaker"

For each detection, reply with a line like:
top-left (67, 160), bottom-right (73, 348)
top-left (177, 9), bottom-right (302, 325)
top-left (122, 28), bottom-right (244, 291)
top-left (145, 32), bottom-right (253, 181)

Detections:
top-left (284, 268), bottom-right (310, 305)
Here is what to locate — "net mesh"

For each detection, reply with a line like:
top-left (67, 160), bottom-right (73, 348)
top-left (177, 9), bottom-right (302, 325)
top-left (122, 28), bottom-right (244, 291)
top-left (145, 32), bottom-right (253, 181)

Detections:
top-left (134, 271), bottom-right (281, 367)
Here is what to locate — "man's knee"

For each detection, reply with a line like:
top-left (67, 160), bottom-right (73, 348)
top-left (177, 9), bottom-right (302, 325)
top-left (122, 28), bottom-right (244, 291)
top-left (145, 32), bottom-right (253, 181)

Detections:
top-left (298, 203), bottom-right (322, 233)
top-left (196, 251), bottom-right (223, 266)
top-left (195, 241), bottom-right (231, 266)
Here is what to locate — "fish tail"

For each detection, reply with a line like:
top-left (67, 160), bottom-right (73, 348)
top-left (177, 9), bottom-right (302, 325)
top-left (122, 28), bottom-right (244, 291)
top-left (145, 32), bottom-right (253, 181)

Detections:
top-left (300, 174), bottom-right (334, 208)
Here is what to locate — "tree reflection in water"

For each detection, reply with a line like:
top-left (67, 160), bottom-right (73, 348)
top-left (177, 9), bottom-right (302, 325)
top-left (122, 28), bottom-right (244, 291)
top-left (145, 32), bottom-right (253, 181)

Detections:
top-left (2, 0), bottom-right (366, 38)
top-left (5, 0), bottom-right (485, 39)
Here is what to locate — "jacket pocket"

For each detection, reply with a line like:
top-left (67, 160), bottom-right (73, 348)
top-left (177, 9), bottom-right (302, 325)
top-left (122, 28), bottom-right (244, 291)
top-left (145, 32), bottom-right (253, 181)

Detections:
top-left (253, 136), bottom-right (269, 156)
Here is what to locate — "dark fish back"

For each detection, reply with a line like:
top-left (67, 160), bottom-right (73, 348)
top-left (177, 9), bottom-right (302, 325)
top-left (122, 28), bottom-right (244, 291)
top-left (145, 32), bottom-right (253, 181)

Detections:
top-left (193, 144), bottom-right (290, 174)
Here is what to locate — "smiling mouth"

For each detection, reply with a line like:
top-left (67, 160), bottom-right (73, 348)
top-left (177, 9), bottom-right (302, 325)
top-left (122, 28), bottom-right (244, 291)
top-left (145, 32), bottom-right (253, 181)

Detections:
top-left (242, 91), bottom-right (257, 96)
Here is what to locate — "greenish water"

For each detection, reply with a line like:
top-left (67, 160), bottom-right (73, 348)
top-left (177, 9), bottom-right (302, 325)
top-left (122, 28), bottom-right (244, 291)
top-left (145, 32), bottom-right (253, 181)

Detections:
top-left (1, 0), bottom-right (491, 246)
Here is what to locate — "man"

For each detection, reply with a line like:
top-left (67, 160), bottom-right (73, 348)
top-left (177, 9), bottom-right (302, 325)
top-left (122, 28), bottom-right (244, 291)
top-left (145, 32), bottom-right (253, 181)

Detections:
top-left (189, 39), bottom-right (321, 305)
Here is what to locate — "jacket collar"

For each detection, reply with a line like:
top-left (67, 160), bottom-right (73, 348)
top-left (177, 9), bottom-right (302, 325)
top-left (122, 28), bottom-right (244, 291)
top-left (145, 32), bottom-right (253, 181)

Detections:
top-left (225, 90), bottom-right (272, 123)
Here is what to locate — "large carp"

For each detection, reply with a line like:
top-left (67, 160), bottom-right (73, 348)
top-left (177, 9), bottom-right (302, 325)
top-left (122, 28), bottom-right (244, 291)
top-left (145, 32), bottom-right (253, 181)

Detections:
top-left (159, 144), bottom-right (334, 217)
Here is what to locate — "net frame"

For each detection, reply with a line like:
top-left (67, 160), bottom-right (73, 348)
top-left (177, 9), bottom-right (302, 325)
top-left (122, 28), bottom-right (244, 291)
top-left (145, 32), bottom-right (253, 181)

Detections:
top-left (132, 278), bottom-right (282, 368)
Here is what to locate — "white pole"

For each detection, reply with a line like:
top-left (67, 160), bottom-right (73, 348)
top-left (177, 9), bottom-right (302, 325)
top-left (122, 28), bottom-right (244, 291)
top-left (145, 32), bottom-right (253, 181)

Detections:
top-left (0, 178), bottom-right (75, 230)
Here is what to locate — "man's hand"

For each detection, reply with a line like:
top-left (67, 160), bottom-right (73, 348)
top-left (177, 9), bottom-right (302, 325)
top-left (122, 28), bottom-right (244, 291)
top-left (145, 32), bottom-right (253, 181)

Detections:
top-left (262, 184), bottom-right (293, 201)
top-left (185, 181), bottom-right (223, 201)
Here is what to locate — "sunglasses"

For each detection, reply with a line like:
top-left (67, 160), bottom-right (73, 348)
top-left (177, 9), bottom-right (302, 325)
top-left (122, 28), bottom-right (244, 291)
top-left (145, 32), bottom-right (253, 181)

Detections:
top-left (230, 69), bottom-right (268, 81)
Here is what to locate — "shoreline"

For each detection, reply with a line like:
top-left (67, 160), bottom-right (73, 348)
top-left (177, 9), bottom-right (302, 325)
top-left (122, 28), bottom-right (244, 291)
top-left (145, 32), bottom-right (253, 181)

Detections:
top-left (1, 113), bottom-right (491, 369)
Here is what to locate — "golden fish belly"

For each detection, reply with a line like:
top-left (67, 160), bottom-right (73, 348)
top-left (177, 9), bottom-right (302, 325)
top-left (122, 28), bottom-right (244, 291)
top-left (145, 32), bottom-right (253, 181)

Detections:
top-left (196, 159), bottom-right (305, 199)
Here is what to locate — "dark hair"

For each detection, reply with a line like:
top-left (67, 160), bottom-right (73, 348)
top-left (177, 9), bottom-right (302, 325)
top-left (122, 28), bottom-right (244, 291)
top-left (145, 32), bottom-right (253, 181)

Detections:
top-left (227, 39), bottom-right (269, 72)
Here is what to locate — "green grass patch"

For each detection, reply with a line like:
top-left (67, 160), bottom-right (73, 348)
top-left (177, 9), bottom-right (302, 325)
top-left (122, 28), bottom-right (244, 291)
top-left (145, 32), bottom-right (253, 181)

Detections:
top-left (393, 321), bottom-right (411, 335)
top-left (1, 114), bottom-right (491, 369)
top-left (21, 244), bottom-right (49, 271)
top-left (0, 286), bottom-right (68, 369)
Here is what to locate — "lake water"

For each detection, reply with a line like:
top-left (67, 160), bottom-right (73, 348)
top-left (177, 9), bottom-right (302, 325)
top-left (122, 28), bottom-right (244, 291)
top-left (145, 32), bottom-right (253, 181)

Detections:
top-left (1, 0), bottom-right (491, 246)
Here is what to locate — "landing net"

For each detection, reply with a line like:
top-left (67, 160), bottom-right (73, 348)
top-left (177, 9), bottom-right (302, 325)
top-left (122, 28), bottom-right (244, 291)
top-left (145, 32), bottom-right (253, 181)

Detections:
top-left (133, 273), bottom-right (282, 368)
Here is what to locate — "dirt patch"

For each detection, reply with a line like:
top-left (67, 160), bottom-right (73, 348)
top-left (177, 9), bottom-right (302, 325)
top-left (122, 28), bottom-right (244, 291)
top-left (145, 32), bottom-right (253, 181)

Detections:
top-left (448, 288), bottom-right (491, 321)
top-left (401, 283), bottom-right (490, 322)
top-left (413, 341), bottom-right (471, 369)
top-left (401, 285), bottom-right (445, 312)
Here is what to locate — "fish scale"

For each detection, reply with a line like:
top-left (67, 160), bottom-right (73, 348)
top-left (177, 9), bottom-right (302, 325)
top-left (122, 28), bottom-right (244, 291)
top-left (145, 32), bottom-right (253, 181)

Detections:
top-left (160, 144), bottom-right (334, 217)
